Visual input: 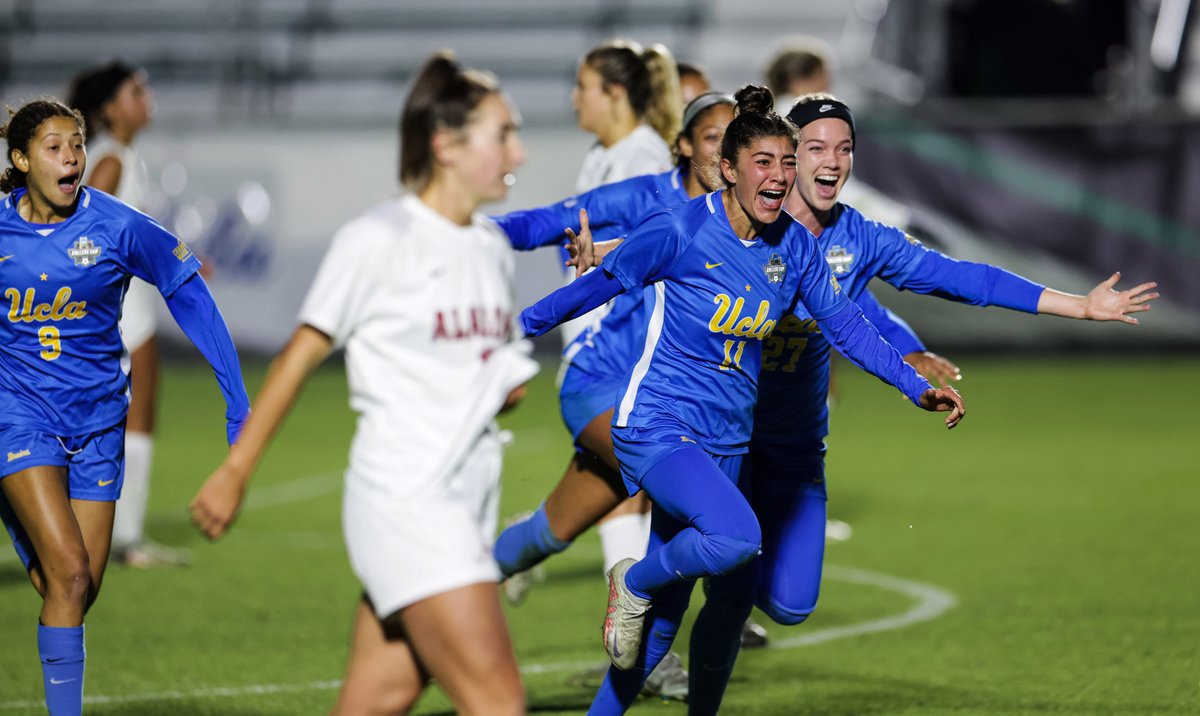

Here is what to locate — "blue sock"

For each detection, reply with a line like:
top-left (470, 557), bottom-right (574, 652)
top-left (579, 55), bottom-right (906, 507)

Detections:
top-left (688, 573), bottom-right (755, 715)
top-left (38, 623), bottom-right (85, 716)
top-left (588, 581), bottom-right (693, 715)
top-left (492, 504), bottom-right (570, 577)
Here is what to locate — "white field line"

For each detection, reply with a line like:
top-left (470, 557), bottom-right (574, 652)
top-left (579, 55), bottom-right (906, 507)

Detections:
top-left (0, 565), bottom-right (957, 710)
top-left (771, 565), bottom-right (959, 649)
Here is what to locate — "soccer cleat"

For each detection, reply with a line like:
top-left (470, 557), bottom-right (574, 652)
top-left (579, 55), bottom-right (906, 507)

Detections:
top-left (602, 557), bottom-right (650, 670)
top-left (112, 539), bottom-right (191, 569)
top-left (740, 617), bottom-right (770, 649)
top-left (642, 650), bottom-right (688, 701)
top-left (501, 564), bottom-right (544, 606)
top-left (825, 517), bottom-right (853, 543)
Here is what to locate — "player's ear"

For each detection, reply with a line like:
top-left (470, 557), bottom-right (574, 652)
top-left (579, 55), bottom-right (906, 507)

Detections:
top-left (430, 127), bottom-right (464, 168)
top-left (720, 156), bottom-right (736, 185)
top-left (10, 149), bottom-right (29, 173)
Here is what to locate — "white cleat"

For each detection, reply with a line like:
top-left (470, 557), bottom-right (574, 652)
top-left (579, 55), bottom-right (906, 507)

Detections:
top-left (825, 518), bottom-right (853, 543)
top-left (602, 558), bottom-right (650, 670)
top-left (642, 650), bottom-right (688, 701)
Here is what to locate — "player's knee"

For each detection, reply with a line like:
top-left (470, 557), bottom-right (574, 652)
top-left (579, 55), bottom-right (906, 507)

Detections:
top-left (757, 596), bottom-right (817, 626)
top-left (702, 533), bottom-right (762, 575)
top-left (44, 550), bottom-right (91, 604)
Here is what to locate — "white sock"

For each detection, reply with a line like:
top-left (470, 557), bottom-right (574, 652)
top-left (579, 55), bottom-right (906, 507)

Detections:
top-left (598, 512), bottom-right (652, 575)
top-left (112, 431), bottom-right (153, 552)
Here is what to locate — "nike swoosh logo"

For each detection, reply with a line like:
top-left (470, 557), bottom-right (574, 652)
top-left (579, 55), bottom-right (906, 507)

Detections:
top-left (98, 478), bottom-right (116, 487)
top-left (705, 262), bottom-right (724, 269)
top-left (819, 104), bottom-right (834, 112)
top-left (50, 677), bottom-right (76, 685)
top-left (0, 255), bottom-right (13, 262)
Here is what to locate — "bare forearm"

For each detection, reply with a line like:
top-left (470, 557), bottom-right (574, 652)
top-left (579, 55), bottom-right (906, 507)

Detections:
top-left (225, 325), bottom-right (332, 477)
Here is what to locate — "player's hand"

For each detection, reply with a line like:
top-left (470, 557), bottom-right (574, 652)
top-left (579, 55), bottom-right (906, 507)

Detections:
top-left (918, 385), bottom-right (965, 429)
top-left (189, 462), bottom-right (248, 541)
top-left (564, 208), bottom-right (594, 278)
top-left (1083, 272), bottom-right (1159, 324)
top-left (499, 383), bottom-right (527, 414)
top-left (904, 351), bottom-right (961, 388)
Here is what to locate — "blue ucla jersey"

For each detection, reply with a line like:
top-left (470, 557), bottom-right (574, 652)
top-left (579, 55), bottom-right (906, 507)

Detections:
top-left (604, 191), bottom-right (849, 454)
top-left (755, 205), bottom-right (926, 444)
top-left (495, 169), bottom-right (690, 377)
top-left (0, 188), bottom-right (201, 434)
top-left (495, 168), bottom-right (689, 250)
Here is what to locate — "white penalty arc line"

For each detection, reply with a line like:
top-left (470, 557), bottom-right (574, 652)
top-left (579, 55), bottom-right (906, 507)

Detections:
top-left (0, 565), bottom-right (957, 710)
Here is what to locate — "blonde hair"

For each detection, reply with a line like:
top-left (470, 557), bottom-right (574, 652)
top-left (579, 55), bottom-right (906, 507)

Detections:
top-left (583, 39), bottom-right (682, 144)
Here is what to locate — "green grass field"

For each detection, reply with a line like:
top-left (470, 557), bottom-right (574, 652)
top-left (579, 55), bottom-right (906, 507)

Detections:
top-left (1, 352), bottom-right (1198, 715)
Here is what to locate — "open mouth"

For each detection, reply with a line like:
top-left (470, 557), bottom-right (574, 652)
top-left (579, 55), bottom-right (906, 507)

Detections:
top-left (57, 173), bottom-right (80, 194)
top-left (759, 189), bottom-right (786, 211)
top-left (814, 174), bottom-right (840, 199)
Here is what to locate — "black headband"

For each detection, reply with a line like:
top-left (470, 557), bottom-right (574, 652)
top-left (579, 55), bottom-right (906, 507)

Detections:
top-left (786, 99), bottom-right (855, 146)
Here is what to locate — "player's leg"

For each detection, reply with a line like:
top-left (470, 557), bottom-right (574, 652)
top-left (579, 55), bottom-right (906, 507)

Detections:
top-left (622, 448), bottom-right (760, 597)
top-left (1, 465), bottom-right (90, 716)
top-left (577, 408), bottom-right (654, 576)
top-left (590, 577), bottom-right (695, 714)
top-left (111, 336), bottom-right (155, 556)
top-left (752, 451), bottom-right (828, 625)
top-left (494, 447), bottom-right (622, 578)
top-left (401, 582), bottom-right (524, 715)
top-left (332, 595), bottom-right (429, 715)
top-left (494, 400), bottom-right (626, 580)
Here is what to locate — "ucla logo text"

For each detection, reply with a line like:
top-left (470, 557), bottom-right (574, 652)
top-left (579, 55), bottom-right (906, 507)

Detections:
top-left (709, 294), bottom-right (776, 339)
top-left (5, 287), bottom-right (88, 323)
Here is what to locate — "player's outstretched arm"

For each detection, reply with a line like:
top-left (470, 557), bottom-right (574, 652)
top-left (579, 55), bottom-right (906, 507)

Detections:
top-left (190, 325), bottom-right (332, 541)
top-left (1037, 272), bottom-right (1159, 323)
top-left (918, 386), bottom-right (966, 429)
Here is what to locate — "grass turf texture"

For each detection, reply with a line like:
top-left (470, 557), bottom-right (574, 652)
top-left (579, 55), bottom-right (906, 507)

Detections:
top-left (0, 353), bottom-right (1197, 714)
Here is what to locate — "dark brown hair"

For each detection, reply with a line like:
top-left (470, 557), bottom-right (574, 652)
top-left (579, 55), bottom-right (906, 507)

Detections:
top-left (719, 85), bottom-right (797, 166)
top-left (764, 39), bottom-right (831, 97)
top-left (67, 60), bottom-right (138, 139)
top-left (1, 99), bottom-right (86, 194)
top-left (399, 51), bottom-right (499, 191)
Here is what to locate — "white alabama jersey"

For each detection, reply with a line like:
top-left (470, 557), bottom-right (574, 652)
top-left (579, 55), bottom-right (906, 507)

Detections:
top-left (301, 193), bottom-right (539, 504)
top-left (563, 124), bottom-right (673, 346)
top-left (84, 135), bottom-right (158, 350)
top-left (574, 124), bottom-right (672, 194)
top-left (84, 136), bottom-right (150, 208)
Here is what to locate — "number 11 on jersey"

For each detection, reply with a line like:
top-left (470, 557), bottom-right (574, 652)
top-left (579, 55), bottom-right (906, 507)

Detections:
top-left (720, 339), bottom-right (745, 371)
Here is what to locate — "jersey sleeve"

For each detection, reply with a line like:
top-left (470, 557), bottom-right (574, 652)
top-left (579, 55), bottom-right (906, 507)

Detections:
top-left (602, 209), bottom-right (690, 290)
top-left (120, 211), bottom-right (202, 297)
top-left (892, 248), bottom-right (1044, 313)
top-left (817, 299), bottom-right (933, 406)
top-left (493, 175), bottom-right (656, 251)
top-left (858, 289), bottom-right (926, 356)
top-left (298, 218), bottom-right (390, 347)
top-left (164, 275), bottom-right (251, 444)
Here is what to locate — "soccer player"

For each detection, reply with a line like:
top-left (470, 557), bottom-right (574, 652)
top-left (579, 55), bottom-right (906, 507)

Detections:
top-left (520, 85), bottom-right (965, 714)
top-left (564, 42), bottom-right (686, 682)
top-left (0, 98), bottom-right (249, 716)
top-left (188, 52), bottom-right (536, 715)
top-left (684, 92), bottom-right (1160, 714)
top-left (67, 59), bottom-right (190, 568)
top-left (497, 90), bottom-right (735, 700)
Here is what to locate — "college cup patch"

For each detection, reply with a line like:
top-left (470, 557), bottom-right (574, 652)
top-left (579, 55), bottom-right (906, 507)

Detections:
top-left (68, 237), bottom-right (102, 267)
top-left (825, 245), bottom-right (854, 275)
top-left (763, 254), bottom-right (786, 284)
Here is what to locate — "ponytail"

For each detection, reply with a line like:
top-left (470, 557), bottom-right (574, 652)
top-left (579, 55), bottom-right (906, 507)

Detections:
top-left (639, 44), bottom-right (682, 145)
top-left (399, 50), bottom-right (499, 191)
